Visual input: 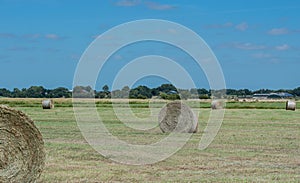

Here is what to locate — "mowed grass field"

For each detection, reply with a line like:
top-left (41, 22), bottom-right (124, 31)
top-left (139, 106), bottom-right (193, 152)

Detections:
top-left (1, 98), bottom-right (299, 182)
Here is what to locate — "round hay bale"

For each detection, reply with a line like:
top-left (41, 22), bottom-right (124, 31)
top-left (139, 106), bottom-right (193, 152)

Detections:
top-left (42, 99), bottom-right (54, 109)
top-left (211, 100), bottom-right (223, 110)
top-left (286, 100), bottom-right (296, 111)
top-left (0, 105), bottom-right (45, 183)
top-left (158, 101), bottom-right (198, 133)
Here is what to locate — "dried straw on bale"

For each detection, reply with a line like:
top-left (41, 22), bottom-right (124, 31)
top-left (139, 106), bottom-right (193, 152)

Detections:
top-left (286, 100), bottom-right (296, 111)
top-left (0, 105), bottom-right (45, 183)
top-left (211, 100), bottom-right (224, 110)
top-left (158, 101), bottom-right (198, 133)
top-left (42, 99), bottom-right (54, 109)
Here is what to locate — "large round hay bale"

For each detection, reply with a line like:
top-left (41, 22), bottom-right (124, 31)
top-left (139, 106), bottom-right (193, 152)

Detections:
top-left (211, 100), bottom-right (223, 110)
top-left (286, 100), bottom-right (296, 111)
top-left (42, 99), bottom-right (54, 109)
top-left (0, 105), bottom-right (45, 183)
top-left (158, 101), bottom-right (198, 133)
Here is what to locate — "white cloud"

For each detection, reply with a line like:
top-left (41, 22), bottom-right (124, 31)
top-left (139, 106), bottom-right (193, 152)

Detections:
top-left (252, 53), bottom-right (272, 59)
top-left (275, 44), bottom-right (289, 51)
top-left (45, 34), bottom-right (66, 40)
top-left (91, 34), bottom-right (101, 39)
top-left (234, 42), bottom-right (266, 50)
top-left (115, 0), bottom-right (140, 7)
top-left (0, 55), bottom-right (9, 60)
top-left (70, 54), bottom-right (80, 60)
top-left (145, 2), bottom-right (176, 10)
top-left (114, 0), bottom-right (175, 10)
top-left (217, 42), bottom-right (267, 50)
top-left (23, 34), bottom-right (41, 39)
top-left (7, 46), bottom-right (32, 51)
top-left (235, 22), bottom-right (249, 31)
top-left (204, 22), bottom-right (233, 29)
top-left (0, 33), bottom-right (17, 38)
top-left (45, 48), bottom-right (60, 53)
top-left (268, 28), bottom-right (289, 35)
top-left (45, 34), bottom-right (60, 40)
top-left (167, 28), bottom-right (178, 34)
top-left (113, 55), bottom-right (123, 60)
top-left (204, 22), bottom-right (250, 31)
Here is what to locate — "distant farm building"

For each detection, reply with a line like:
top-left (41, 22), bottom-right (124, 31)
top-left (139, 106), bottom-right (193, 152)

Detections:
top-left (253, 92), bottom-right (293, 99)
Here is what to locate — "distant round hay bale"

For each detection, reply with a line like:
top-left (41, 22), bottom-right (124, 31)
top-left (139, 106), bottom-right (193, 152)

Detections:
top-left (158, 101), bottom-right (198, 133)
top-left (211, 100), bottom-right (223, 110)
top-left (0, 105), bottom-right (45, 183)
top-left (286, 100), bottom-right (296, 111)
top-left (42, 99), bottom-right (54, 109)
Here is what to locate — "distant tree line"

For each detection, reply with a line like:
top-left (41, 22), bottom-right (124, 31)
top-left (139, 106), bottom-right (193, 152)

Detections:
top-left (0, 86), bottom-right (71, 98)
top-left (0, 84), bottom-right (299, 99)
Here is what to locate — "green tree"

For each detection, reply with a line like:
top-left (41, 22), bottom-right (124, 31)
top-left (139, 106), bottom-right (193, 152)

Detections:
top-left (157, 84), bottom-right (177, 93)
top-left (111, 89), bottom-right (122, 98)
top-left (197, 88), bottom-right (209, 95)
top-left (179, 89), bottom-right (191, 100)
top-left (12, 88), bottom-right (26, 98)
top-left (73, 86), bottom-right (94, 98)
top-left (48, 87), bottom-right (71, 98)
top-left (159, 92), bottom-right (180, 100)
top-left (26, 86), bottom-right (46, 98)
top-left (293, 87), bottom-right (300, 96)
top-left (129, 86), bottom-right (152, 99)
top-left (121, 86), bottom-right (130, 98)
top-left (0, 88), bottom-right (11, 97)
top-left (95, 91), bottom-right (106, 98)
top-left (101, 85), bottom-right (111, 98)
top-left (102, 85), bottom-right (109, 93)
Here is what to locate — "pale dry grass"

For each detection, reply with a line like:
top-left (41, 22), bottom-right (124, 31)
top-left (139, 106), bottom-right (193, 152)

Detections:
top-left (8, 101), bottom-right (297, 182)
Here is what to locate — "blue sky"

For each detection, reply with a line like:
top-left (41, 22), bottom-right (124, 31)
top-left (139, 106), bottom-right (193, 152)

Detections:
top-left (0, 0), bottom-right (300, 90)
